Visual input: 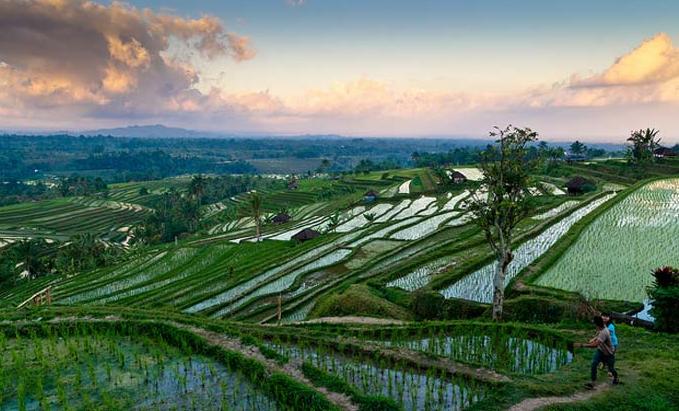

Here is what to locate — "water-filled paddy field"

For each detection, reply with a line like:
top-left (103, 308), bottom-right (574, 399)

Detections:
top-left (0, 329), bottom-right (276, 411)
top-left (536, 178), bottom-right (679, 302)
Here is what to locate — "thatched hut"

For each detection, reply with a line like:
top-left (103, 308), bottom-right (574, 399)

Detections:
top-left (292, 228), bottom-right (320, 242)
top-left (272, 213), bottom-right (292, 224)
top-left (450, 170), bottom-right (467, 184)
top-left (565, 176), bottom-right (594, 195)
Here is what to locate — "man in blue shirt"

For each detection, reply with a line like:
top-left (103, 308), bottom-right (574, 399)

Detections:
top-left (602, 312), bottom-right (618, 352)
top-left (574, 315), bottom-right (619, 389)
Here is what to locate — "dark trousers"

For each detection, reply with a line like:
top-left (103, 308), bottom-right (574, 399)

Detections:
top-left (591, 349), bottom-right (618, 382)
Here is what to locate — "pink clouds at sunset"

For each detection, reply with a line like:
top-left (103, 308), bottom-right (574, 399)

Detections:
top-left (0, 0), bottom-right (678, 141)
top-left (0, 0), bottom-right (253, 119)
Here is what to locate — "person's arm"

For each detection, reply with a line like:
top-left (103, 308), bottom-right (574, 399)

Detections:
top-left (575, 332), bottom-right (602, 348)
top-left (574, 340), bottom-right (598, 349)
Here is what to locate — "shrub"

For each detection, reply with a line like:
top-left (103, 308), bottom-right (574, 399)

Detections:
top-left (648, 266), bottom-right (679, 333)
top-left (502, 296), bottom-right (578, 323)
top-left (411, 291), bottom-right (446, 320)
top-left (411, 291), bottom-right (486, 321)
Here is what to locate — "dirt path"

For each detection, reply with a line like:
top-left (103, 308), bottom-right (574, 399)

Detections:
top-left (180, 324), bottom-right (358, 411)
top-left (293, 316), bottom-right (407, 325)
top-left (507, 383), bottom-right (610, 411)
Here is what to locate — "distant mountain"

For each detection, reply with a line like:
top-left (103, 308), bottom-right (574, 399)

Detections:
top-left (81, 124), bottom-right (220, 138)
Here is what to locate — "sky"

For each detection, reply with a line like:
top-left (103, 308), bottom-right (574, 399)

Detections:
top-left (1, 0), bottom-right (679, 143)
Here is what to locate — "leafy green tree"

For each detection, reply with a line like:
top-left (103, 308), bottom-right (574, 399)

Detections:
top-left (569, 140), bottom-right (586, 156)
top-left (0, 248), bottom-right (18, 287)
top-left (317, 158), bottom-right (331, 173)
top-left (647, 266), bottom-right (679, 333)
top-left (627, 128), bottom-right (661, 164)
top-left (465, 125), bottom-right (538, 321)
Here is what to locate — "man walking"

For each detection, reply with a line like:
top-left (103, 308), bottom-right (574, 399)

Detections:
top-left (574, 315), bottom-right (619, 389)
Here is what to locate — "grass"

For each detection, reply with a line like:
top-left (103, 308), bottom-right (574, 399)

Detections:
top-left (311, 284), bottom-right (414, 320)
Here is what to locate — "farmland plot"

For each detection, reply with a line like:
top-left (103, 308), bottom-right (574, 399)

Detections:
top-left (454, 168), bottom-right (484, 181)
top-left (531, 201), bottom-right (579, 220)
top-left (536, 179), bottom-right (679, 302)
top-left (0, 332), bottom-right (277, 411)
top-left (398, 180), bottom-right (412, 194)
top-left (210, 248), bottom-right (353, 317)
top-left (442, 191), bottom-right (470, 211)
top-left (349, 216), bottom-right (423, 247)
top-left (375, 199), bottom-right (411, 222)
top-left (393, 196), bottom-right (436, 220)
top-left (267, 342), bottom-right (488, 410)
top-left (440, 193), bottom-right (616, 303)
top-left (389, 212), bottom-right (456, 241)
top-left (377, 334), bottom-right (572, 375)
top-left (540, 182), bottom-right (566, 196)
top-left (387, 256), bottom-right (457, 291)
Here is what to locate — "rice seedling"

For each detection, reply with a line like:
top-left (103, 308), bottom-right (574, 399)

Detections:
top-left (440, 193), bottom-right (616, 302)
top-left (266, 340), bottom-right (488, 410)
top-left (378, 333), bottom-right (572, 375)
top-left (387, 255), bottom-right (457, 291)
top-left (536, 179), bottom-right (679, 302)
top-left (0, 328), bottom-right (277, 411)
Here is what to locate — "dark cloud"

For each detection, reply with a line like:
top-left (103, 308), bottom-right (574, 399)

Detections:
top-left (0, 0), bottom-right (255, 118)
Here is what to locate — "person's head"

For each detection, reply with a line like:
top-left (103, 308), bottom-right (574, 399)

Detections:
top-left (601, 312), bottom-right (611, 325)
top-left (593, 315), bottom-right (605, 329)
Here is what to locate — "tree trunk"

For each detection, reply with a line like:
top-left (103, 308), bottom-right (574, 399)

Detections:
top-left (492, 252), bottom-right (512, 321)
top-left (256, 221), bottom-right (261, 242)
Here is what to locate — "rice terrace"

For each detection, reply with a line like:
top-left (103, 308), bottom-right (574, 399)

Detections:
top-left (2, 1), bottom-right (679, 410)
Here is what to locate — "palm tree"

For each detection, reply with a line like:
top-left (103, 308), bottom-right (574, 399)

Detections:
top-left (627, 128), bottom-right (661, 164)
top-left (13, 239), bottom-right (46, 279)
top-left (363, 212), bottom-right (376, 223)
top-left (327, 212), bottom-right (341, 233)
top-left (248, 191), bottom-right (263, 241)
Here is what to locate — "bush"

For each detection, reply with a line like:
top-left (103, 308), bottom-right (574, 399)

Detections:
top-left (648, 266), bottom-right (679, 333)
top-left (410, 291), bottom-right (486, 321)
top-left (502, 296), bottom-right (579, 323)
top-left (411, 291), bottom-right (445, 320)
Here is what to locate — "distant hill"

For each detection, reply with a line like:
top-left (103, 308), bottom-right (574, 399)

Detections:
top-left (81, 124), bottom-right (220, 139)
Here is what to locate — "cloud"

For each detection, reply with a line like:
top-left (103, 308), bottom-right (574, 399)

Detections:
top-left (0, 0), bottom-right (255, 117)
top-left (577, 33), bottom-right (679, 87)
top-left (286, 0), bottom-right (306, 7)
top-left (1, 6), bottom-right (678, 142)
top-left (526, 33), bottom-right (679, 108)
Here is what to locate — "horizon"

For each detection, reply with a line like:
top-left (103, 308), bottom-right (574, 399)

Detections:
top-left (2, 1), bottom-right (679, 143)
top-left (0, 123), bottom-right (649, 146)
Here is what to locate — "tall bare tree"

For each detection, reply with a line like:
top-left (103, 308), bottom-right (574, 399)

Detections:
top-left (465, 125), bottom-right (538, 321)
top-left (248, 191), bottom-right (263, 242)
top-left (189, 174), bottom-right (207, 206)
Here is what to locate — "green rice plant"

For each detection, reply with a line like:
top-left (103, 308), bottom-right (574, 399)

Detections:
top-left (537, 178), bottom-right (679, 303)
